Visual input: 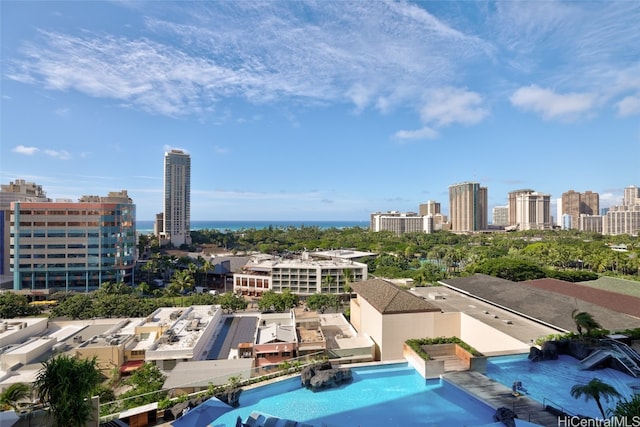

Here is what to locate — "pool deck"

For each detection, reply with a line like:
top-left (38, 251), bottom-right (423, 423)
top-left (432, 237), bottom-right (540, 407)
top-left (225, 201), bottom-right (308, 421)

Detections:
top-left (443, 370), bottom-right (559, 427)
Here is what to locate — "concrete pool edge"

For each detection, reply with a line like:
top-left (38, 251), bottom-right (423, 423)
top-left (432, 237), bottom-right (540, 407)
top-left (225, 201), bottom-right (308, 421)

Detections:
top-left (442, 370), bottom-right (557, 426)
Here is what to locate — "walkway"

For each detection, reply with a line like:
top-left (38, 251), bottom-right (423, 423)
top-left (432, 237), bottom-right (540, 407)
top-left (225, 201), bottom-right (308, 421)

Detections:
top-left (443, 370), bottom-right (560, 427)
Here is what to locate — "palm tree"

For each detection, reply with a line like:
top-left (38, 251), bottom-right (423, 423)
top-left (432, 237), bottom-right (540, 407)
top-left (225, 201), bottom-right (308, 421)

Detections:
top-left (570, 378), bottom-right (621, 418)
top-left (609, 393), bottom-right (640, 419)
top-left (571, 309), bottom-right (602, 335)
top-left (0, 382), bottom-right (31, 411)
top-left (33, 355), bottom-right (102, 427)
top-left (169, 269), bottom-right (195, 306)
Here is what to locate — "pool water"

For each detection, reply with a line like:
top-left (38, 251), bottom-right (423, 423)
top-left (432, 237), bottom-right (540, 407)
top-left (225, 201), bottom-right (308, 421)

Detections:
top-left (212, 363), bottom-right (496, 427)
top-left (486, 354), bottom-right (640, 419)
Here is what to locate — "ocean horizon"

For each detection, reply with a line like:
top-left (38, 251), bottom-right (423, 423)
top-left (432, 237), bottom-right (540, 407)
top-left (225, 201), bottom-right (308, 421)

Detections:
top-left (136, 220), bottom-right (369, 234)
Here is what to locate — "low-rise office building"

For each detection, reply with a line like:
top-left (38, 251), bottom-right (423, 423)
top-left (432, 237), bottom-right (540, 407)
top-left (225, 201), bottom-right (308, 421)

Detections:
top-left (9, 190), bottom-right (136, 293)
top-left (145, 305), bottom-right (222, 371)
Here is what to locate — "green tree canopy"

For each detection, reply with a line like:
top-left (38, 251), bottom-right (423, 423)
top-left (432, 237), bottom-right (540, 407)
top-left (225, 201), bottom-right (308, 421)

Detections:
top-left (468, 257), bottom-right (546, 282)
top-left (0, 292), bottom-right (40, 318)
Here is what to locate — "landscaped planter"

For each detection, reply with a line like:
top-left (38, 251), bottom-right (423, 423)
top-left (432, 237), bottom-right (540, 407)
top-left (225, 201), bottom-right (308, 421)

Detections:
top-left (403, 342), bottom-right (486, 379)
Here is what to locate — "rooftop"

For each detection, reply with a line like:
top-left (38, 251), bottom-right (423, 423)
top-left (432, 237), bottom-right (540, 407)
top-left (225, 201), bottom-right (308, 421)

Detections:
top-left (440, 274), bottom-right (640, 333)
top-left (351, 278), bottom-right (441, 314)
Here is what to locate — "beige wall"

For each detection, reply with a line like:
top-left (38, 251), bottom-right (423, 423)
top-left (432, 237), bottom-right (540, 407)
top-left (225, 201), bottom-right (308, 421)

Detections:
top-left (352, 295), bottom-right (445, 361)
top-left (352, 294), bottom-right (531, 360)
top-left (381, 312), bottom-right (439, 360)
top-left (75, 344), bottom-right (125, 372)
top-left (458, 313), bottom-right (530, 356)
top-left (433, 312), bottom-right (460, 337)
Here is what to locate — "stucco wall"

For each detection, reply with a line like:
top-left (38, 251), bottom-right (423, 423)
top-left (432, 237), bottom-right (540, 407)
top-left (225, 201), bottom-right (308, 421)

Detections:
top-left (458, 313), bottom-right (530, 356)
top-left (380, 311), bottom-right (439, 360)
top-left (433, 311), bottom-right (460, 337)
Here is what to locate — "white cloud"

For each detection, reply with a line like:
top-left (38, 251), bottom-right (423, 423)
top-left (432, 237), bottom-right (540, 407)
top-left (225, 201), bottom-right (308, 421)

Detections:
top-left (393, 127), bottom-right (439, 142)
top-left (420, 87), bottom-right (489, 128)
top-left (213, 146), bottom-right (229, 154)
top-left (510, 85), bottom-right (596, 121)
top-left (12, 145), bottom-right (40, 155)
top-left (43, 149), bottom-right (71, 160)
top-left (7, 2), bottom-right (491, 119)
top-left (616, 95), bottom-right (640, 117)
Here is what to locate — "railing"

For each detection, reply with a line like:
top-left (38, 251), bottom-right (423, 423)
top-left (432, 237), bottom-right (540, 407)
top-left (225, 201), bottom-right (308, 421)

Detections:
top-left (542, 397), bottom-right (576, 418)
top-left (99, 351), bottom-right (327, 422)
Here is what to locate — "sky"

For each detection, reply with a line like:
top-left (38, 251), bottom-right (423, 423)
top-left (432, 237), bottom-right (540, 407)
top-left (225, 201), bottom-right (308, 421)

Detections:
top-left (1, 1), bottom-right (639, 221)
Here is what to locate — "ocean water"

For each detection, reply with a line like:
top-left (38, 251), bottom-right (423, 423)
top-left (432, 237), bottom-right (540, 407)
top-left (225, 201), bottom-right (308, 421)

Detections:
top-left (136, 220), bottom-right (369, 234)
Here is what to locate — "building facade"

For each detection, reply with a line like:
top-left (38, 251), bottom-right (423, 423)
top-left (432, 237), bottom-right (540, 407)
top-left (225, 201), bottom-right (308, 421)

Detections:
top-left (419, 200), bottom-right (441, 216)
top-left (561, 190), bottom-right (599, 230)
top-left (1, 180), bottom-right (51, 276)
top-left (370, 212), bottom-right (425, 235)
top-left (507, 189), bottom-right (535, 226)
top-left (579, 215), bottom-right (603, 234)
top-left (603, 205), bottom-right (640, 236)
top-left (448, 182), bottom-right (487, 232)
top-left (623, 185), bottom-right (640, 207)
top-left (234, 253), bottom-right (367, 296)
top-left (514, 192), bottom-right (552, 230)
top-left (163, 150), bottom-right (191, 247)
top-left (9, 191), bottom-right (136, 292)
top-left (492, 206), bottom-right (508, 227)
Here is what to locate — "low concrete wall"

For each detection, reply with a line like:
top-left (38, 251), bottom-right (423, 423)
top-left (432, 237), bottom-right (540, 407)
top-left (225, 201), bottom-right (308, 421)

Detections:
top-left (403, 343), bottom-right (443, 379)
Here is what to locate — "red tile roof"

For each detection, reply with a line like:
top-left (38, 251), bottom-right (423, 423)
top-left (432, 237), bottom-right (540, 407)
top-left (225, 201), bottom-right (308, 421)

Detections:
top-left (522, 278), bottom-right (640, 319)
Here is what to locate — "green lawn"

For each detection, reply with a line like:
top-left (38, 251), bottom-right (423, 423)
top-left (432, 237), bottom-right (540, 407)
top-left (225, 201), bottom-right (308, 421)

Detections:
top-left (579, 276), bottom-right (640, 298)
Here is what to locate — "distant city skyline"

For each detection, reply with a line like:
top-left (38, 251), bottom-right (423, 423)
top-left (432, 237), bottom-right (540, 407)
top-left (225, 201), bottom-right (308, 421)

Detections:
top-left (2, 2), bottom-right (639, 220)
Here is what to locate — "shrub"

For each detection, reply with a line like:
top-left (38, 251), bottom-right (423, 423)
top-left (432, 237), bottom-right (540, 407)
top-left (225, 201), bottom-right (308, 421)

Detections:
top-left (405, 337), bottom-right (483, 359)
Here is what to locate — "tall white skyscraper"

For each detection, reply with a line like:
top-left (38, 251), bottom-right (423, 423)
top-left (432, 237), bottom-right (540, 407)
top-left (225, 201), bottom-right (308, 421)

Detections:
top-left (163, 150), bottom-right (191, 247)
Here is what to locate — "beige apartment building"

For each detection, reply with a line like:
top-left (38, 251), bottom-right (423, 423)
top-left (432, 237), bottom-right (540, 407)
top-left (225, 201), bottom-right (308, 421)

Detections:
top-left (513, 191), bottom-right (552, 230)
top-left (449, 182), bottom-right (487, 232)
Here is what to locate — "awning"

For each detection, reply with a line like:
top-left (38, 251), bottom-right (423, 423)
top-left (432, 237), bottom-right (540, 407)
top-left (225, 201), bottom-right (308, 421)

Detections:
top-left (119, 360), bottom-right (145, 374)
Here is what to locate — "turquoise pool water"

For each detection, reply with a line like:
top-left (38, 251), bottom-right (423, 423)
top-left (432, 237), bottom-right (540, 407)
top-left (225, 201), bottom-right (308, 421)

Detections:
top-left (212, 363), bottom-right (495, 427)
top-left (486, 354), bottom-right (640, 418)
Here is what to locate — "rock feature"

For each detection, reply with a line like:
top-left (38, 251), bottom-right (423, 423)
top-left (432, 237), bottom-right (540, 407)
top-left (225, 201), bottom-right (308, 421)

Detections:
top-left (493, 407), bottom-right (518, 427)
top-left (300, 362), bottom-right (352, 391)
top-left (217, 387), bottom-right (242, 407)
top-left (529, 339), bottom-right (595, 362)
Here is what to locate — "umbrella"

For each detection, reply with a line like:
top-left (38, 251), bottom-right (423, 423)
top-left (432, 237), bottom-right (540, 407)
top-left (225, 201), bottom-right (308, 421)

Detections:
top-left (172, 397), bottom-right (234, 427)
top-left (0, 411), bottom-right (21, 427)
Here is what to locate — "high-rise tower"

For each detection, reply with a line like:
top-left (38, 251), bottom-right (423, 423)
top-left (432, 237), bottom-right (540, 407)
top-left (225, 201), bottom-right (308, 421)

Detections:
top-left (561, 190), bottom-right (599, 230)
top-left (163, 150), bottom-right (191, 247)
top-left (449, 182), bottom-right (487, 232)
top-left (624, 185), bottom-right (640, 207)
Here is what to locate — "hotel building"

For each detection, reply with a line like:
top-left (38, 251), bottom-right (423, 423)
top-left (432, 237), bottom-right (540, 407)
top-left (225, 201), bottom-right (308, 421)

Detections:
top-left (163, 150), bottom-right (191, 247)
top-left (370, 211), bottom-right (426, 235)
top-left (491, 206), bottom-right (508, 227)
top-left (9, 190), bottom-right (136, 292)
top-left (234, 252), bottom-right (368, 297)
top-left (561, 190), bottom-right (599, 230)
top-left (449, 182), bottom-right (487, 232)
top-left (513, 191), bottom-right (552, 230)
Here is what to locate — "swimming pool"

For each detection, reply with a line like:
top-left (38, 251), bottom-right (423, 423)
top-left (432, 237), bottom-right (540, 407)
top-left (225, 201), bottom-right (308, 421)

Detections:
top-left (212, 363), bottom-right (496, 427)
top-left (486, 354), bottom-right (640, 419)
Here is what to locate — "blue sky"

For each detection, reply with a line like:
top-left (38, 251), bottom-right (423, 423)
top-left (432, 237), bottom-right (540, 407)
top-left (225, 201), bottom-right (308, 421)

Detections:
top-left (1, 1), bottom-right (639, 221)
